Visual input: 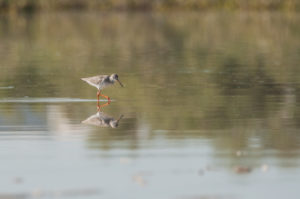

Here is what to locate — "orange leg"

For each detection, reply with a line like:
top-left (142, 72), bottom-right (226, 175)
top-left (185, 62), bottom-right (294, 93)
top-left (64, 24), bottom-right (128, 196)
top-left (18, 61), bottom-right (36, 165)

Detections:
top-left (96, 90), bottom-right (111, 111)
top-left (100, 93), bottom-right (111, 102)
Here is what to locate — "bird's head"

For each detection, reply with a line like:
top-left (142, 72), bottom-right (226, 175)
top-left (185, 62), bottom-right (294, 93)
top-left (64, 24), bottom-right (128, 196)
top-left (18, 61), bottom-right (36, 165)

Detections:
top-left (110, 74), bottom-right (124, 87)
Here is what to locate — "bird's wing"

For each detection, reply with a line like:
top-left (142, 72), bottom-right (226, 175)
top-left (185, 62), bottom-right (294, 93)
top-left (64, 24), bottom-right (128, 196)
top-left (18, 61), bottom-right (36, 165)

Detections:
top-left (81, 75), bottom-right (108, 86)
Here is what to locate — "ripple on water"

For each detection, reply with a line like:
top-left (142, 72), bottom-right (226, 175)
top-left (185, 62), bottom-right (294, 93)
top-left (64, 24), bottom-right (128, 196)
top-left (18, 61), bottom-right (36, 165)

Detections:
top-left (0, 98), bottom-right (108, 103)
top-left (0, 86), bottom-right (14, 89)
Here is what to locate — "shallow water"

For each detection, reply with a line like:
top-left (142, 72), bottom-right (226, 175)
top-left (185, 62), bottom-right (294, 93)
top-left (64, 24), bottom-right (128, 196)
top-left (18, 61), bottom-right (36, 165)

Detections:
top-left (0, 11), bottom-right (300, 199)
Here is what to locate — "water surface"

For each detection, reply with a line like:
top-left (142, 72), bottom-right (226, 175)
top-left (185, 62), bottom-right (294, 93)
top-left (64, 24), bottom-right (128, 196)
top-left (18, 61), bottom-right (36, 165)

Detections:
top-left (0, 11), bottom-right (300, 199)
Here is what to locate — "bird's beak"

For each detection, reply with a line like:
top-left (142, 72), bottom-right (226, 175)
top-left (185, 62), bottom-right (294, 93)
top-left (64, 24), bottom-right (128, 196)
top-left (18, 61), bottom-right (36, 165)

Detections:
top-left (117, 79), bottom-right (124, 87)
top-left (117, 115), bottom-right (124, 122)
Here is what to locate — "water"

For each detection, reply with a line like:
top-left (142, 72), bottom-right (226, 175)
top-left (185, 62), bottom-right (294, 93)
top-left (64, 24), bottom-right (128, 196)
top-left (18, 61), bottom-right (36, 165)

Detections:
top-left (0, 11), bottom-right (300, 199)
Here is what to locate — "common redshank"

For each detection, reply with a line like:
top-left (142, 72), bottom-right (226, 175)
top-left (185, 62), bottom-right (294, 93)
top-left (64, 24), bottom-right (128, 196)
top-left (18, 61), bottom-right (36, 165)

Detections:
top-left (81, 74), bottom-right (123, 104)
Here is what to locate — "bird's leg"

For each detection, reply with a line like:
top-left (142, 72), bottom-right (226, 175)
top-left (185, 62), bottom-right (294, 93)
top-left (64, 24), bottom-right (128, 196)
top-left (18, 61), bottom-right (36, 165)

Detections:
top-left (100, 93), bottom-right (111, 103)
top-left (96, 90), bottom-right (111, 111)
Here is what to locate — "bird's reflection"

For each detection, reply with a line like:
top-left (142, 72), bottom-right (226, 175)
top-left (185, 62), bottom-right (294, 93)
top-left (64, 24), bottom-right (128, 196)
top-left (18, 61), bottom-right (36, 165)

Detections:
top-left (82, 102), bottom-right (123, 128)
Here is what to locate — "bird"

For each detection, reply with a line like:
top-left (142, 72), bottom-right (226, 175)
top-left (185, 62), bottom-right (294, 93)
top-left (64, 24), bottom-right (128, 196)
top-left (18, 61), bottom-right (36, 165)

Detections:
top-left (81, 74), bottom-right (123, 102)
top-left (82, 111), bottom-right (124, 128)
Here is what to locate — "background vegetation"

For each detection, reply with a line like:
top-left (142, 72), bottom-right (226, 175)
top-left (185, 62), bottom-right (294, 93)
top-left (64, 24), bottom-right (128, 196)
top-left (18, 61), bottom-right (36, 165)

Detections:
top-left (0, 0), bottom-right (300, 12)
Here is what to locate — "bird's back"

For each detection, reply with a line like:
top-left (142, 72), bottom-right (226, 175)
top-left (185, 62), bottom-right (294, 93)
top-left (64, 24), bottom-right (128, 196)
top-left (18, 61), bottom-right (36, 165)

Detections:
top-left (81, 75), bottom-right (109, 89)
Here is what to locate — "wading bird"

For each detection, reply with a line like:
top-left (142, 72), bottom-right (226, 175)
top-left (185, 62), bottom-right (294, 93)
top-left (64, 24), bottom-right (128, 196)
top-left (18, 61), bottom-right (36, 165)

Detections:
top-left (81, 74), bottom-right (123, 104)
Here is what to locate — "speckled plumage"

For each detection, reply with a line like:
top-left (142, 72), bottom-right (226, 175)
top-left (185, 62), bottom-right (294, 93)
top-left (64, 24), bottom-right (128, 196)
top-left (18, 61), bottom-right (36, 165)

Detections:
top-left (81, 75), bottom-right (111, 90)
top-left (81, 74), bottom-right (123, 90)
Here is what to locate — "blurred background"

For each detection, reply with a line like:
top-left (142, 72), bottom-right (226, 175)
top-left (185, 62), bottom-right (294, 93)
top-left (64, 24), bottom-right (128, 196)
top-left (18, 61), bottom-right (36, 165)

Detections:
top-left (0, 1), bottom-right (300, 199)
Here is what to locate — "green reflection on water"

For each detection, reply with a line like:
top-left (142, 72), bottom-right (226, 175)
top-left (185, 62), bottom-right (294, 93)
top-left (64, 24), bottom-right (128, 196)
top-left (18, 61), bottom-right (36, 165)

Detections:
top-left (0, 12), bottom-right (300, 162)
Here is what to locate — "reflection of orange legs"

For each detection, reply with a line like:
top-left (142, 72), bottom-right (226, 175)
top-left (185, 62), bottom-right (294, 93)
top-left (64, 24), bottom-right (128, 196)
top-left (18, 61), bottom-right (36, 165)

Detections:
top-left (97, 101), bottom-right (110, 111)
